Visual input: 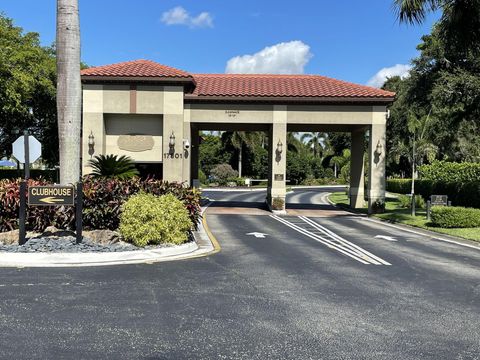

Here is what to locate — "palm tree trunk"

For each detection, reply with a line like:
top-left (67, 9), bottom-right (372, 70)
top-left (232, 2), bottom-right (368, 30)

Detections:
top-left (238, 143), bottom-right (242, 177)
top-left (57, 0), bottom-right (81, 184)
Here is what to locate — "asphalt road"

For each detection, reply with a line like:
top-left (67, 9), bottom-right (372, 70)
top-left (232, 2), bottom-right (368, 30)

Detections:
top-left (0, 187), bottom-right (479, 359)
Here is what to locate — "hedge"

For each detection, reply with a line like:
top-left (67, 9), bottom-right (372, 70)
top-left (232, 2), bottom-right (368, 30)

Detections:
top-left (0, 169), bottom-right (58, 182)
top-left (431, 206), bottom-right (480, 228)
top-left (386, 179), bottom-right (480, 209)
top-left (419, 161), bottom-right (480, 183)
top-left (0, 177), bottom-right (201, 233)
top-left (120, 193), bottom-right (192, 246)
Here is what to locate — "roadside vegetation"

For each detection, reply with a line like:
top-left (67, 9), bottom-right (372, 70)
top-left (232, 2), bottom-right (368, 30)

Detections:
top-left (0, 177), bottom-right (201, 247)
top-left (329, 191), bottom-right (480, 242)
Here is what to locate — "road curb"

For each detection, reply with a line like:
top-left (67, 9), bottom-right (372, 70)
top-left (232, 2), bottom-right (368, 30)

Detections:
top-left (0, 215), bottom-right (220, 267)
top-left (327, 192), bottom-right (480, 250)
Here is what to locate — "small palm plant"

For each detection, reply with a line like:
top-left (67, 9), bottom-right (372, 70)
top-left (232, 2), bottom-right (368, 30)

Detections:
top-left (88, 154), bottom-right (139, 180)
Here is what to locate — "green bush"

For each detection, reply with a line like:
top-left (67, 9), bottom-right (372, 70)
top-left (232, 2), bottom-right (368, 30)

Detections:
top-left (210, 163), bottom-right (238, 185)
top-left (120, 193), bottom-right (193, 246)
top-left (419, 161), bottom-right (480, 183)
top-left (0, 169), bottom-right (58, 182)
top-left (387, 178), bottom-right (480, 209)
top-left (272, 197), bottom-right (285, 210)
top-left (0, 177), bottom-right (201, 233)
top-left (398, 194), bottom-right (411, 208)
top-left (386, 179), bottom-right (411, 194)
top-left (88, 154), bottom-right (139, 180)
top-left (431, 206), bottom-right (480, 228)
top-left (397, 194), bottom-right (424, 209)
top-left (198, 169), bottom-right (207, 185)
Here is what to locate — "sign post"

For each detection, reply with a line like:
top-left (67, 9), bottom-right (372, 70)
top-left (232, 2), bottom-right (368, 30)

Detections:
top-left (427, 195), bottom-right (449, 220)
top-left (19, 184), bottom-right (83, 245)
top-left (19, 181), bottom-right (27, 245)
top-left (76, 182), bottom-right (83, 244)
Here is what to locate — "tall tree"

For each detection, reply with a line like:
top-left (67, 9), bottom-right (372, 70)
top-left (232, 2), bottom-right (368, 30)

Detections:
top-left (301, 132), bottom-right (326, 158)
top-left (0, 15), bottom-right (58, 166)
top-left (394, 0), bottom-right (480, 55)
top-left (56, 0), bottom-right (81, 184)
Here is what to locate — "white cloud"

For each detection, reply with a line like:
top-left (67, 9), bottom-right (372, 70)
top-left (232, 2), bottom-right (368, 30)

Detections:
top-left (367, 64), bottom-right (412, 88)
top-left (161, 6), bottom-right (213, 28)
top-left (225, 41), bottom-right (313, 74)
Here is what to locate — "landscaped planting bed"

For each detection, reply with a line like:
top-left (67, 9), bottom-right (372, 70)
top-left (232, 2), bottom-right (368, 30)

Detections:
top-left (0, 177), bottom-right (201, 250)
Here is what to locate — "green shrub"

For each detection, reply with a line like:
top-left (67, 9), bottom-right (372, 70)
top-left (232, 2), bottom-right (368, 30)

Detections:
top-left (0, 169), bottom-right (58, 182)
top-left (419, 161), bottom-right (480, 183)
top-left (88, 154), bottom-right (139, 180)
top-left (397, 194), bottom-right (425, 209)
top-left (210, 163), bottom-right (238, 185)
top-left (386, 179), bottom-right (411, 194)
top-left (0, 178), bottom-right (74, 232)
top-left (198, 169), bottom-right (207, 185)
top-left (272, 197), bottom-right (285, 210)
top-left (387, 178), bottom-right (480, 209)
top-left (398, 194), bottom-right (411, 208)
top-left (431, 206), bottom-right (480, 228)
top-left (0, 177), bottom-right (201, 233)
top-left (120, 193), bottom-right (193, 246)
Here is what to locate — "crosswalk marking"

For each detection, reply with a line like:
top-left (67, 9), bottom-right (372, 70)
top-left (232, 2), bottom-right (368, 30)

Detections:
top-left (270, 215), bottom-right (391, 266)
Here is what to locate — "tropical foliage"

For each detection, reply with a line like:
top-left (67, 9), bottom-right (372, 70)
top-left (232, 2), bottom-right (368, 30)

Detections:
top-left (88, 154), bottom-right (139, 180)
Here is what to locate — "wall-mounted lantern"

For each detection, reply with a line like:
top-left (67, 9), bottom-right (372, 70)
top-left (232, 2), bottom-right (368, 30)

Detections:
top-left (88, 131), bottom-right (95, 158)
top-left (374, 140), bottom-right (383, 167)
top-left (169, 132), bottom-right (176, 155)
top-left (277, 140), bottom-right (283, 154)
top-left (275, 139), bottom-right (283, 163)
top-left (375, 140), bottom-right (382, 156)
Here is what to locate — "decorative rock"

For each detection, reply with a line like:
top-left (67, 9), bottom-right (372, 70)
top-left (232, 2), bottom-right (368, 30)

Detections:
top-left (42, 226), bottom-right (75, 238)
top-left (0, 230), bottom-right (19, 245)
top-left (83, 230), bottom-right (121, 245)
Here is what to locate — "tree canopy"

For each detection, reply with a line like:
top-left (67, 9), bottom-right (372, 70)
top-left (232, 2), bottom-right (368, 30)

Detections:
top-left (0, 14), bottom-right (58, 165)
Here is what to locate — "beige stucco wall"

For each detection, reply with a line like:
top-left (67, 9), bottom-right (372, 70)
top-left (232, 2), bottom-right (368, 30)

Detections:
top-left (82, 84), bottom-right (185, 176)
top-left (189, 104), bottom-right (274, 124)
top-left (104, 114), bottom-right (163, 162)
top-left (82, 82), bottom-right (389, 211)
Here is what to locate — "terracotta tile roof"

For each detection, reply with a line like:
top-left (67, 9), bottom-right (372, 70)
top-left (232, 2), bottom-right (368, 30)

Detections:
top-left (80, 59), bottom-right (192, 79)
top-left (190, 74), bottom-right (395, 99)
top-left (81, 60), bottom-right (395, 100)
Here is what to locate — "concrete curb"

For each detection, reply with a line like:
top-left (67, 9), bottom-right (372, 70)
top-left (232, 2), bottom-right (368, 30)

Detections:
top-left (327, 192), bottom-right (480, 250)
top-left (0, 216), bottom-right (219, 267)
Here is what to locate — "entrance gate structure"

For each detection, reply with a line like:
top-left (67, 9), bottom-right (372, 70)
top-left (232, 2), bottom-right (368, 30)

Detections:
top-left (81, 60), bottom-right (395, 213)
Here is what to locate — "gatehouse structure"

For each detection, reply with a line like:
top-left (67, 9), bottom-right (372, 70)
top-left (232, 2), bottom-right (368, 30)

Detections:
top-left (80, 60), bottom-right (395, 213)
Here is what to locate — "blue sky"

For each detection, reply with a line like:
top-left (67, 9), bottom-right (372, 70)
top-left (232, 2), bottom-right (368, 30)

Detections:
top-left (1, 0), bottom-right (439, 87)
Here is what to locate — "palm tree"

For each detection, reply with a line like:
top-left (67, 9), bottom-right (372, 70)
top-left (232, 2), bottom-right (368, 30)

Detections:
top-left (301, 132), bottom-right (326, 158)
top-left (330, 149), bottom-right (351, 180)
top-left (88, 154), bottom-right (139, 180)
top-left (230, 131), bottom-right (261, 177)
top-left (393, 0), bottom-right (480, 53)
top-left (57, 0), bottom-right (81, 184)
top-left (287, 132), bottom-right (302, 153)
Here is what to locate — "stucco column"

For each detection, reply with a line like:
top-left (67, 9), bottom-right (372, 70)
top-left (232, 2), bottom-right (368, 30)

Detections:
top-left (162, 114), bottom-right (184, 183)
top-left (350, 129), bottom-right (365, 209)
top-left (190, 126), bottom-right (200, 188)
top-left (367, 107), bottom-right (387, 213)
top-left (182, 105), bottom-right (191, 185)
top-left (82, 85), bottom-right (105, 176)
top-left (267, 105), bottom-right (287, 211)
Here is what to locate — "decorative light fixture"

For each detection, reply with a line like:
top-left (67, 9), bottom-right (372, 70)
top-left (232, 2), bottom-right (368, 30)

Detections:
top-left (277, 140), bottom-right (283, 154)
top-left (88, 131), bottom-right (95, 158)
top-left (169, 132), bottom-right (176, 147)
top-left (375, 140), bottom-right (382, 156)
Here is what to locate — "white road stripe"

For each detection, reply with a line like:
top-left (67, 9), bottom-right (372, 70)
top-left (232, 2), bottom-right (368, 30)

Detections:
top-left (299, 216), bottom-right (391, 266)
top-left (270, 215), bottom-right (374, 265)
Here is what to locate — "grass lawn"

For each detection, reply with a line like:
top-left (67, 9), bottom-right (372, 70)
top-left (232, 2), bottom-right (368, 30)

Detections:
top-left (329, 192), bottom-right (480, 242)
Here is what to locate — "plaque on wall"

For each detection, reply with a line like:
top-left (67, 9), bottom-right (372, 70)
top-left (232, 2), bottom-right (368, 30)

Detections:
top-left (117, 135), bottom-right (154, 152)
top-left (274, 174), bottom-right (284, 181)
